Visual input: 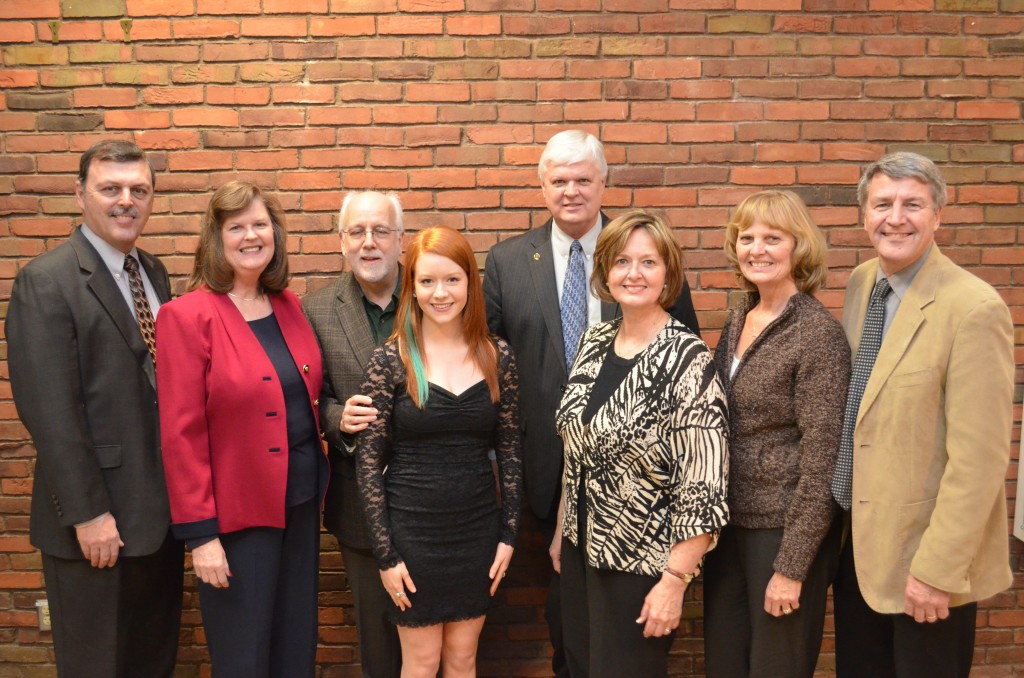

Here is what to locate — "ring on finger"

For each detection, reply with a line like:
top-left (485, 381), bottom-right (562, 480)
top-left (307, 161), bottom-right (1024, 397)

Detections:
top-left (926, 615), bottom-right (937, 622)
top-left (394, 591), bottom-right (404, 598)
top-left (783, 607), bottom-right (793, 615)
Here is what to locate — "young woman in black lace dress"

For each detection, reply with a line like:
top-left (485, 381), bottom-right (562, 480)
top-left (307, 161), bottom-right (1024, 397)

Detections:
top-left (355, 226), bottom-right (523, 677)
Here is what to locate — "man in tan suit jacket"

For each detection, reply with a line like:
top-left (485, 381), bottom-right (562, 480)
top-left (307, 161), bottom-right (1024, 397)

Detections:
top-left (831, 152), bottom-right (1014, 678)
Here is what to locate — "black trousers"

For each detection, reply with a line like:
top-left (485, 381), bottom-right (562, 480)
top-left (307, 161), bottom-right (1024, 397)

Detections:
top-left (338, 542), bottom-right (402, 678)
top-left (41, 529), bottom-right (183, 678)
top-left (560, 536), bottom-right (674, 678)
top-left (832, 517), bottom-right (977, 678)
top-left (198, 499), bottom-right (320, 678)
top-left (538, 515), bottom-right (569, 678)
top-left (703, 521), bottom-right (841, 678)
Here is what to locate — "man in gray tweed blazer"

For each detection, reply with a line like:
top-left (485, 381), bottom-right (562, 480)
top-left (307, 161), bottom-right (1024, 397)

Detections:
top-left (303, 190), bottom-right (405, 678)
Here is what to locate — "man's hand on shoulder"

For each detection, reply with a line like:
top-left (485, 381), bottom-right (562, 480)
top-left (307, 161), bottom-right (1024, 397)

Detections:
top-left (75, 512), bottom-right (124, 568)
top-left (904, 573), bottom-right (951, 624)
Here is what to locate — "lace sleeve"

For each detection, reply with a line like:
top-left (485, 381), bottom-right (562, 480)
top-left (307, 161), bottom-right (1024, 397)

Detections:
top-left (494, 339), bottom-right (523, 546)
top-left (354, 342), bottom-right (403, 569)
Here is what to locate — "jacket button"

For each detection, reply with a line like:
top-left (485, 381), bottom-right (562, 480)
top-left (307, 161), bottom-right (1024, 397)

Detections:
top-left (313, 398), bottom-right (319, 407)
top-left (302, 364), bottom-right (310, 373)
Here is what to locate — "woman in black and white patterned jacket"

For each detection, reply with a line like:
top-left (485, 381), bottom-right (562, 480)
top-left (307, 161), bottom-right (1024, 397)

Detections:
top-left (553, 209), bottom-right (729, 678)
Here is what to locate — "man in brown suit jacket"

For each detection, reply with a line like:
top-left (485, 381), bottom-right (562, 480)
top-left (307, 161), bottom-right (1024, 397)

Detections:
top-left (831, 152), bottom-right (1014, 678)
top-left (303, 191), bottom-right (405, 678)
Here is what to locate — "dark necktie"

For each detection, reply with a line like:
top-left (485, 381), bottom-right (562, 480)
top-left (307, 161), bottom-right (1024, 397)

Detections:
top-left (560, 240), bottom-right (587, 369)
top-left (832, 277), bottom-right (892, 510)
top-left (123, 254), bottom-right (157, 362)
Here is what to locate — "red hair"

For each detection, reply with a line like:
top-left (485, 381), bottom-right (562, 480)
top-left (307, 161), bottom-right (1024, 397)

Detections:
top-left (391, 227), bottom-right (499, 407)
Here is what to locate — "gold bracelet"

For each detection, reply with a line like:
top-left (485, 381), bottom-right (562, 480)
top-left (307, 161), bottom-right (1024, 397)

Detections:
top-left (664, 566), bottom-right (696, 583)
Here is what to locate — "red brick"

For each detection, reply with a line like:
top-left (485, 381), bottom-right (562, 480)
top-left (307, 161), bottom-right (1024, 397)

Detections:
top-left (731, 166), bottom-right (796, 186)
top-left (310, 16), bottom-right (375, 36)
top-left (835, 57), bottom-right (900, 77)
top-left (240, 17), bottom-right (308, 37)
top-left (869, 0), bottom-right (931, 8)
top-left (271, 129), bottom-right (336, 147)
top-left (168, 151), bottom-right (233, 171)
top-left (378, 15), bottom-right (444, 35)
top-left (342, 170), bottom-right (408, 190)
top-left (207, 86), bottom-right (271, 106)
top-left (0, 0), bottom-right (59, 18)
top-left (272, 85), bottom-right (336, 104)
top-left (373, 105), bottom-right (438, 124)
top-left (264, 0), bottom-right (328, 11)
top-left (127, 0), bottom-right (192, 15)
top-left (448, 15), bottom-right (501, 35)
top-left (203, 42), bottom-right (271, 62)
top-left (104, 110), bottom-right (170, 129)
top-left (143, 86), bottom-right (204, 105)
top-left (756, 144), bottom-right (821, 163)
top-left (697, 102), bottom-right (763, 121)
top-left (406, 83), bottom-right (471, 103)
top-left (766, 101), bottom-right (829, 120)
top-left (797, 165), bottom-right (861, 184)
top-left (0, 70), bottom-right (40, 88)
top-left (173, 19), bottom-right (240, 39)
top-left (198, 0), bottom-right (261, 13)
top-left (302, 149), bottom-right (365, 169)
top-left (669, 124), bottom-right (735, 143)
top-left (957, 102), bottom-right (1021, 120)
top-left (172, 108), bottom-right (240, 127)
top-left (134, 131), bottom-right (201, 150)
top-left (235, 150), bottom-right (300, 170)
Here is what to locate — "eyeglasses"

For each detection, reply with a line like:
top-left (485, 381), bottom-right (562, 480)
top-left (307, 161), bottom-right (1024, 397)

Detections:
top-left (343, 226), bottom-right (397, 242)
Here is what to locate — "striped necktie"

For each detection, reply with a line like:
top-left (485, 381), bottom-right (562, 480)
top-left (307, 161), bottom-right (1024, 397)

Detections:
top-left (560, 240), bottom-right (587, 370)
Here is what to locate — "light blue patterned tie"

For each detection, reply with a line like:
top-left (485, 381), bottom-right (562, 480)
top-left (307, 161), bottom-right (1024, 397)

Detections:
top-left (561, 240), bottom-right (587, 369)
top-left (832, 277), bottom-right (891, 510)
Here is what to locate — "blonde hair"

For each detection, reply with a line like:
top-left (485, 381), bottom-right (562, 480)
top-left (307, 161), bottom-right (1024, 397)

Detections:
top-left (724, 190), bottom-right (827, 295)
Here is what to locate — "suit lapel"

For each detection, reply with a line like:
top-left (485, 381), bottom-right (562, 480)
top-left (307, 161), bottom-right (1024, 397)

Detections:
top-left (336, 272), bottom-right (377, 368)
top-left (72, 230), bottom-right (156, 388)
top-left (138, 249), bottom-right (171, 304)
top-left (856, 249), bottom-right (942, 425)
top-left (528, 221), bottom-right (569, 373)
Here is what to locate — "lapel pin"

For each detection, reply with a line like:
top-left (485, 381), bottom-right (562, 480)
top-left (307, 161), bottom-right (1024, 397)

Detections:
top-left (533, 253), bottom-right (540, 261)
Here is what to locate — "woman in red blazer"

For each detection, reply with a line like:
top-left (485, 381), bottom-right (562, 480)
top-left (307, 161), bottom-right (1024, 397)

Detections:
top-left (156, 181), bottom-right (327, 678)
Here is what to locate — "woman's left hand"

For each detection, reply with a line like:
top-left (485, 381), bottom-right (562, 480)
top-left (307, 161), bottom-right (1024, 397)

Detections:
top-left (636, 573), bottom-right (686, 638)
top-left (488, 542), bottom-right (514, 595)
top-left (764, 571), bottom-right (802, 617)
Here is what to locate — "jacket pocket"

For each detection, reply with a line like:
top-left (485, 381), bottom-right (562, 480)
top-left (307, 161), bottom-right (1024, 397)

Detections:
top-left (95, 445), bottom-right (122, 469)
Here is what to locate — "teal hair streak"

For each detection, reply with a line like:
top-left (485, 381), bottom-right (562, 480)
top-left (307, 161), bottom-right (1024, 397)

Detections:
top-left (405, 314), bottom-right (430, 406)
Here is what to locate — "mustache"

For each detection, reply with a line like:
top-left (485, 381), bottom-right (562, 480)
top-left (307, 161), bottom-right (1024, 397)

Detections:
top-left (109, 207), bottom-right (138, 217)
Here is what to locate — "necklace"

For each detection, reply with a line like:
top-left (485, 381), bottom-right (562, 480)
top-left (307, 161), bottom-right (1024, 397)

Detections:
top-left (227, 290), bottom-right (264, 302)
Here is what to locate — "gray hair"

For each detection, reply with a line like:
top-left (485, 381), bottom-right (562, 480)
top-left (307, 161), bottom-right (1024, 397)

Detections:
top-left (537, 130), bottom-right (608, 182)
top-left (338, 191), bottom-right (404, 234)
top-left (857, 152), bottom-right (947, 210)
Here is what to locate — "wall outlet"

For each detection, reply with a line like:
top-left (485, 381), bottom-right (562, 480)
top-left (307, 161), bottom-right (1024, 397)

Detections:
top-left (35, 599), bottom-right (50, 631)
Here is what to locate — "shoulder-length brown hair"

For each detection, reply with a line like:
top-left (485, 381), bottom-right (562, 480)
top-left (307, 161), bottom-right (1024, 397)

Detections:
top-left (724, 190), bottom-right (827, 295)
top-left (392, 226), bottom-right (499, 408)
top-left (591, 209), bottom-right (684, 309)
top-left (187, 181), bottom-right (289, 294)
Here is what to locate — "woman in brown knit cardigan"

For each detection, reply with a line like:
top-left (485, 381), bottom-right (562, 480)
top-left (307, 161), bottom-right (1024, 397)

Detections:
top-left (703, 190), bottom-right (851, 678)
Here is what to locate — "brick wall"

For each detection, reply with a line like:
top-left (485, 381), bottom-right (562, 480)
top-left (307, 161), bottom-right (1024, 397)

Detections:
top-left (1, 1), bottom-right (1022, 675)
